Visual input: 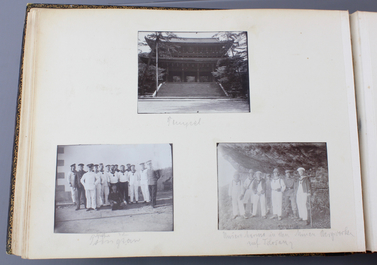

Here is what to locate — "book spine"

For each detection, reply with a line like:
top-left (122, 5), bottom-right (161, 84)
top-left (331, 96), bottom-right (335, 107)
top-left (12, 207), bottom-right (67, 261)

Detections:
top-left (6, 4), bottom-right (36, 256)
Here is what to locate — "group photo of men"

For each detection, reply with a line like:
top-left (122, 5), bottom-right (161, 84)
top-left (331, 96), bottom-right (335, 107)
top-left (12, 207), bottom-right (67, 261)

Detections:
top-left (67, 161), bottom-right (160, 212)
top-left (218, 142), bottom-right (330, 230)
top-left (54, 144), bottom-right (173, 233)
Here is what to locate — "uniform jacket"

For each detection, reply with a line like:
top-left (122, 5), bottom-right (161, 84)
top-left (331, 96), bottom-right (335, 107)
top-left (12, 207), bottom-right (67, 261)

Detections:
top-left (298, 176), bottom-right (311, 193)
top-left (75, 170), bottom-right (87, 189)
top-left (147, 168), bottom-right (159, 185)
top-left (251, 178), bottom-right (266, 195)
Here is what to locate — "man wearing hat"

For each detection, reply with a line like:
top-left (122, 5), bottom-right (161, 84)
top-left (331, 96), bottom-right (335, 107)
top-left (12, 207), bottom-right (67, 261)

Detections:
top-left (270, 168), bottom-right (286, 220)
top-left (80, 164), bottom-right (100, 211)
top-left (99, 164), bottom-right (111, 206)
top-left (147, 160), bottom-right (159, 208)
top-left (94, 164), bottom-right (103, 208)
top-left (251, 171), bottom-right (267, 218)
top-left (241, 169), bottom-right (254, 217)
top-left (129, 165), bottom-right (140, 204)
top-left (139, 162), bottom-right (150, 203)
top-left (66, 163), bottom-right (77, 206)
top-left (118, 165), bottom-right (130, 204)
top-left (296, 167), bottom-right (311, 225)
top-left (108, 165), bottom-right (119, 188)
top-left (75, 163), bottom-right (87, 210)
top-left (283, 169), bottom-right (298, 219)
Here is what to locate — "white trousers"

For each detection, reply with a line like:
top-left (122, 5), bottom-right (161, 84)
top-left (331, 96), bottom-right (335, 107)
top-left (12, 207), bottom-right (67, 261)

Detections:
top-left (130, 184), bottom-right (139, 202)
top-left (232, 195), bottom-right (245, 216)
top-left (85, 189), bottom-right (96, 209)
top-left (101, 185), bottom-right (109, 205)
top-left (140, 183), bottom-right (150, 202)
top-left (271, 190), bottom-right (283, 217)
top-left (297, 189), bottom-right (309, 220)
top-left (96, 184), bottom-right (102, 207)
top-left (252, 193), bottom-right (266, 216)
top-left (70, 187), bottom-right (76, 203)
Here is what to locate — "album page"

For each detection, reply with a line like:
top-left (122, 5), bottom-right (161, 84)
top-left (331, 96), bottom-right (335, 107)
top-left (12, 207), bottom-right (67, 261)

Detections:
top-left (16, 7), bottom-right (365, 258)
top-left (351, 11), bottom-right (377, 252)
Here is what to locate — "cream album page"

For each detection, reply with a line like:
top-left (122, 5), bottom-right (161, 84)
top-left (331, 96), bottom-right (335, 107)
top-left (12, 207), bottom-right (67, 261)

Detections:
top-left (19, 8), bottom-right (364, 258)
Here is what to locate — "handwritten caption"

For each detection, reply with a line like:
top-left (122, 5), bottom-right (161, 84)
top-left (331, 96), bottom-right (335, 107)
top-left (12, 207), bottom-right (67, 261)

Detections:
top-left (89, 233), bottom-right (141, 248)
top-left (222, 227), bottom-right (354, 249)
top-left (167, 116), bottom-right (201, 128)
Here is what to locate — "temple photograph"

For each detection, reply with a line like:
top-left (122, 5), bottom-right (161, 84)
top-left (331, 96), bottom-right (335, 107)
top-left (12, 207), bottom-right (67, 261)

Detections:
top-left (217, 142), bottom-right (330, 230)
top-left (138, 31), bottom-right (250, 113)
top-left (54, 144), bottom-right (173, 233)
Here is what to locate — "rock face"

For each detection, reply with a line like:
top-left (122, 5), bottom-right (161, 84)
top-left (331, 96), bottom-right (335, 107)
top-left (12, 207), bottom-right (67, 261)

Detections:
top-left (218, 143), bottom-right (328, 174)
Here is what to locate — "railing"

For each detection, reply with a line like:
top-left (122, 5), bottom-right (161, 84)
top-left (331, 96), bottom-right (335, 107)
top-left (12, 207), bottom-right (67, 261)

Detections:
top-left (217, 82), bottom-right (229, 97)
top-left (152, 82), bottom-right (165, 97)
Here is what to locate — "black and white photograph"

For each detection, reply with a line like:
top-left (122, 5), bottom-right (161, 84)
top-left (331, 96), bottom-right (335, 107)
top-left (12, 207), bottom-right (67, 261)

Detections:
top-left (138, 31), bottom-right (250, 113)
top-left (217, 143), bottom-right (330, 230)
top-left (54, 144), bottom-right (173, 233)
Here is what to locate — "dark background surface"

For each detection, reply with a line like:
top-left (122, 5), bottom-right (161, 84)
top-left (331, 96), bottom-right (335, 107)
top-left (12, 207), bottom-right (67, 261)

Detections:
top-left (1, 0), bottom-right (377, 264)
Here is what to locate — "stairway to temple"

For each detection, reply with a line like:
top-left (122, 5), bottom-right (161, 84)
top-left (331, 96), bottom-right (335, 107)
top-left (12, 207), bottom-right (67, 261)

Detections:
top-left (155, 82), bottom-right (227, 98)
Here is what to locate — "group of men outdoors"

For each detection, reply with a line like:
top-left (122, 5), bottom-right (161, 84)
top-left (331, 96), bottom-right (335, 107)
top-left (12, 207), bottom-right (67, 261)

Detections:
top-left (66, 160), bottom-right (160, 211)
top-left (229, 167), bottom-right (311, 225)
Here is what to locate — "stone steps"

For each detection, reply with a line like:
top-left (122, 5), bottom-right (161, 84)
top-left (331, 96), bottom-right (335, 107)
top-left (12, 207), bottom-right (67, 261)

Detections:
top-left (156, 82), bottom-right (227, 98)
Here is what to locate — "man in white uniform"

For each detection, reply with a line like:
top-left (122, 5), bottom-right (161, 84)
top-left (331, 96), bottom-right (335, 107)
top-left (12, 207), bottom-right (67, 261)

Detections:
top-left (66, 163), bottom-right (77, 206)
top-left (296, 167), bottom-right (311, 225)
top-left (108, 165), bottom-right (119, 188)
top-left (99, 164), bottom-right (110, 206)
top-left (80, 164), bottom-right (100, 211)
top-left (270, 168), bottom-right (286, 220)
top-left (139, 162), bottom-right (150, 203)
top-left (242, 169), bottom-right (254, 217)
top-left (229, 172), bottom-right (245, 219)
top-left (251, 171), bottom-right (267, 218)
top-left (93, 164), bottom-right (103, 208)
top-left (129, 164), bottom-right (140, 203)
top-left (118, 165), bottom-right (129, 204)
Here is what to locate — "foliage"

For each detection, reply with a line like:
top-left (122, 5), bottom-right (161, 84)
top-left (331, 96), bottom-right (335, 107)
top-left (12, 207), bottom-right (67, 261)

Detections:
top-left (211, 32), bottom-right (249, 98)
top-left (138, 32), bottom-right (179, 95)
top-left (138, 61), bottom-right (165, 95)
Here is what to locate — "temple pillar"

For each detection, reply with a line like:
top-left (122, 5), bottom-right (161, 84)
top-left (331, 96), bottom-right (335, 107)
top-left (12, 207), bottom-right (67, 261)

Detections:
top-left (181, 64), bottom-right (184, 82)
top-left (197, 64), bottom-right (200, 82)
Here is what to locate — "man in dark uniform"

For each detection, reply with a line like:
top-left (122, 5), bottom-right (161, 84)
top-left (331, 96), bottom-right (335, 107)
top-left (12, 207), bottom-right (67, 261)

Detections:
top-left (283, 169), bottom-right (298, 219)
top-left (147, 160), bottom-right (160, 208)
top-left (75, 163), bottom-right (87, 210)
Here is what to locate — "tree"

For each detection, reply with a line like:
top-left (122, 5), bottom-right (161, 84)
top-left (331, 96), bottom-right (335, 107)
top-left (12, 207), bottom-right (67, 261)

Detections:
top-left (138, 32), bottom-right (179, 95)
top-left (211, 32), bottom-right (249, 98)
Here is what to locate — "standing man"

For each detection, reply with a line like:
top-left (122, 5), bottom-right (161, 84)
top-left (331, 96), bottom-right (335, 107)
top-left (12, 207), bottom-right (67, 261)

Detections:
top-left (147, 160), bottom-right (159, 208)
top-left (75, 163), bottom-right (87, 210)
top-left (66, 163), bottom-right (77, 206)
top-left (93, 164), bottom-right (103, 208)
top-left (80, 164), bottom-right (100, 211)
top-left (139, 162), bottom-right (150, 203)
top-left (118, 165), bottom-right (130, 205)
top-left (283, 169), bottom-right (298, 219)
top-left (129, 164), bottom-right (140, 204)
top-left (265, 173), bottom-right (272, 215)
top-left (229, 172), bottom-right (245, 219)
top-left (108, 165), bottom-right (119, 188)
top-left (242, 169), bottom-right (254, 217)
top-left (100, 164), bottom-right (111, 206)
top-left (270, 168), bottom-right (286, 220)
top-left (296, 167), bottom-right (311, 225)
top-left (250, 171), bottom-right (267, 218)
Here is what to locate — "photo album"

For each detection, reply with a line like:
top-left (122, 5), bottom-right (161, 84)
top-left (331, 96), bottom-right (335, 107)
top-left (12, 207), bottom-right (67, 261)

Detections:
top-left (7, 4), bottom-right (377, 259)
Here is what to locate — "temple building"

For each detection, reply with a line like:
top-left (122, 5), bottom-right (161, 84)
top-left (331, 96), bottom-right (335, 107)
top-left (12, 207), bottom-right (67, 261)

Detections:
top-left (139, 36), bottom-right (234, 98)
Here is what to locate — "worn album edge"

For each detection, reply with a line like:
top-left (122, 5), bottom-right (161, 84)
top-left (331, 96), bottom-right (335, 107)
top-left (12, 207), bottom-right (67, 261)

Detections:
top-left (6, 4), bottom-right (31, 256)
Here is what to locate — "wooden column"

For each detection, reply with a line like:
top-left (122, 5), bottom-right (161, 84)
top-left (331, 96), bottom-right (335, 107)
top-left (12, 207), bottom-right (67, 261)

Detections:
top-left (197, 64), bottom-right (200, 82)
top-left (181, 64), bottom-right (184, 82)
